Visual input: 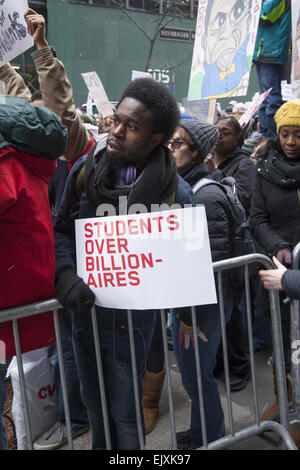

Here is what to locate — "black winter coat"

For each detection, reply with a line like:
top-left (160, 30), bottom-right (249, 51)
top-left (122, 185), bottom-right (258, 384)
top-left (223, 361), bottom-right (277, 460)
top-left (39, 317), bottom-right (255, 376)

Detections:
top-left (250, 170), bottom-right (300, 257)
top-left (282, 270), bottom-right (300, 300)
top-left (180, 162), bottom-right (234, 262)
top-left (211, 146), bottom-right (256, 216)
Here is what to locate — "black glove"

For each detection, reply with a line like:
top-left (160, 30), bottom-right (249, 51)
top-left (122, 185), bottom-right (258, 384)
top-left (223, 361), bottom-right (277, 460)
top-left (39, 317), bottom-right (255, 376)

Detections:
top-left (276, 248), bottom-right (292, 266)
top-left (55, 266), bottom-right (95, 314)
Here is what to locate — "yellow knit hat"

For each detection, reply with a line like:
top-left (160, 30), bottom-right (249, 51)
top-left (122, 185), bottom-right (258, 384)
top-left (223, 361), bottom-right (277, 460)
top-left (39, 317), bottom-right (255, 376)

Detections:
top-left (274, 99), bottom-right (300, 133)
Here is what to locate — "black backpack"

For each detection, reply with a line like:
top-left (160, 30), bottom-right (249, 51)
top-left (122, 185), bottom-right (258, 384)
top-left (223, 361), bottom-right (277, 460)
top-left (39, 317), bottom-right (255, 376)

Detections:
top-left (192, 176), bottom-right (255, 280)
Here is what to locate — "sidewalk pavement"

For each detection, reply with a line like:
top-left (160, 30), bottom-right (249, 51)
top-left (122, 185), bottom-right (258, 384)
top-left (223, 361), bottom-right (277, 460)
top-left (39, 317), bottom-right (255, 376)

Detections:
top-left (62, 347), bottom-right (281, 450)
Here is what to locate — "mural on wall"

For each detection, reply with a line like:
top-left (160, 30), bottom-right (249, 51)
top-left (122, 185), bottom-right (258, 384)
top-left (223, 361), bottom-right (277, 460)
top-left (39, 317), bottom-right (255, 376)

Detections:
top-left (188, 0), bottom-right (262, 100)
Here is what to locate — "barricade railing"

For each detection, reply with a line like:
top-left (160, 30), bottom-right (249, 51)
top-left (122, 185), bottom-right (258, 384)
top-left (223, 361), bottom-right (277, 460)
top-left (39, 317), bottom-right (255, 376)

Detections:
top-left (289, 243), bottom-right (300, 434)
top-left (0, 253), bottom-right (297, 450)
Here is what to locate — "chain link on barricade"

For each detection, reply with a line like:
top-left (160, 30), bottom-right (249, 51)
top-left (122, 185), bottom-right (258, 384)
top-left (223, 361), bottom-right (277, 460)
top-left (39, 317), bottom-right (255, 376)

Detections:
top-left (0, 254), bottom-right (297, 450)
top-left (289, 243), bottom-right (300, 435)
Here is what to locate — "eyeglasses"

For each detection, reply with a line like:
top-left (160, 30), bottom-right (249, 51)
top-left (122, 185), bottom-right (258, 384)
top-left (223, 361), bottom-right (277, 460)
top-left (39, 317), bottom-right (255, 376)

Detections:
top-left (168, 139), bottom-right (185, 150)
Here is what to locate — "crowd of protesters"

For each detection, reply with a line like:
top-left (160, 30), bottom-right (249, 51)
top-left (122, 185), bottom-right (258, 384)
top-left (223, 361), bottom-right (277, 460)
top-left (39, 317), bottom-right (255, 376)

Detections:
top-left (1, 2), bottom-right (300, 451)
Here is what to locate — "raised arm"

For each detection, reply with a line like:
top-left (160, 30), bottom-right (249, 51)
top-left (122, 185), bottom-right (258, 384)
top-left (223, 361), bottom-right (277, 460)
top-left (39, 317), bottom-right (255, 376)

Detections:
top-left (24, 9), bottom-right (91, 162)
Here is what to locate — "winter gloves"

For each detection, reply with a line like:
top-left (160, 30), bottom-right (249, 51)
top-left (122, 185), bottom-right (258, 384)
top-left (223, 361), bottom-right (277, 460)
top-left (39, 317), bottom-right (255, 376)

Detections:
top-left (55, 266), bottom-right (95, 314)
top-left (276, 248), bottom-right (292, 266)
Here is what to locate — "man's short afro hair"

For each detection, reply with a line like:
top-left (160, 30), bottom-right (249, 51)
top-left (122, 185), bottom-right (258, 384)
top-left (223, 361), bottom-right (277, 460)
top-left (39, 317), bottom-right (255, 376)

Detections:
top-left (118, 78), bottom-right (180, 143)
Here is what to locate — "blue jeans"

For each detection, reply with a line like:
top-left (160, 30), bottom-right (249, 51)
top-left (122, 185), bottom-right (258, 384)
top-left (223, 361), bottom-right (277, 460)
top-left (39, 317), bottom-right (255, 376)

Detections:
top-left (171, 305), bottom-right (225, 449)
top-left (0, 362), bottom-right (8, 450)
top-left (48, 308), bottom-right (89, 430)
top-left (255, 62), bottom-right (283, 137)
top-left (72, 309), bottom-right (155, 450)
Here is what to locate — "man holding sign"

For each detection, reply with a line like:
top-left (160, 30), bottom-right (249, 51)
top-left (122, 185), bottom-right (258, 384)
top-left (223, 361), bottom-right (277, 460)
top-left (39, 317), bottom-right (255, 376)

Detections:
top-left (54, 78), bottom-right (194, 449)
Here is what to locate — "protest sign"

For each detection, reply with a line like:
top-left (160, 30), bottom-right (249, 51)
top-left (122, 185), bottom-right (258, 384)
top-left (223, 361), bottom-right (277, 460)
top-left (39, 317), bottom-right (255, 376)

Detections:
top-left (132, 70), bottom-right (152, 80)
top-left (291, 0), bottom-right (300, 83)
top-left (0, 0), bottom-right (34, 67)
top-left (81, 71), bottom-right (114, 119)
top-left (182, 97), bottom-right (217, 123)
top-left (75, 207), bottom-right (217, 310)
top-left (281, 81), bottom-right (294, 102)
top-left (238, 88), bottom-right (272, 128)
top-left (188, 0), bottom-right (262, 100)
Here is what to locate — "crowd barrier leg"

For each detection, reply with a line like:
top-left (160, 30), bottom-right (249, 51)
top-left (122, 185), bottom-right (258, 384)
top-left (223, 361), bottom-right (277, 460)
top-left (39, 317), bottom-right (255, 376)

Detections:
top-left (160, 310), bottom-right (177, 449)
top-left (90, 306), bottom-right (111, 449)
top-left (127, 309), bottom-right (145, 450)
top-left (12, 319), bottom-right (33, 450)
top-left (290, 243), bottom-right (300, 434)
top-left (53, 309), bottom-right (73, 450)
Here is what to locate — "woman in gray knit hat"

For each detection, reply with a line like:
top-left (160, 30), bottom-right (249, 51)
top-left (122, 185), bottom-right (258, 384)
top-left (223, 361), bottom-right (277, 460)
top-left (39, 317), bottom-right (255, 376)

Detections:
top-left (168, 119), bottom-right (235, 449)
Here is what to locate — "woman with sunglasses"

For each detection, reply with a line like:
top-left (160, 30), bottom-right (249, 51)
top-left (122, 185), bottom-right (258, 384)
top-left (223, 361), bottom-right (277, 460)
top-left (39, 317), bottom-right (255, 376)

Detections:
top-left (168, 119), bottom-right (234, 449)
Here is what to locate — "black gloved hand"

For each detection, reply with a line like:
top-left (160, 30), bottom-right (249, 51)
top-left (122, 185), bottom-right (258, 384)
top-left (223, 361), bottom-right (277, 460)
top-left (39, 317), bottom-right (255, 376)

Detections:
top-left (276, 248), bottom-right (292, 266)
top-left (55, 266), bottom-right (95, 314)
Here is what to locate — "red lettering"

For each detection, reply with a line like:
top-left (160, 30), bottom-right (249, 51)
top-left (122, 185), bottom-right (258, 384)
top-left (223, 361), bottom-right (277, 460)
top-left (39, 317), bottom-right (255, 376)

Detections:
top-left (95, 239), bottom-right (105, 254)
top-left (106, 239), bottom-right (116, 254)
top-left (152, 216), bottom-right (163, 232)
top-left (117, 238), bottom-right (129, 253)
top-left (47, 384), bottom-right (56, 397)
top-left (93, 221), bottom-right (102, 237)
top-left (85, 240), bottom-right (94, 254)
top-left (84, 223), bottom-right (93, 238)
top-left (86, 257), bottom-right (94, 271)
top-left (103, 272), bottom-right (115, 287)
top-left (128, 271), bottom-right (140, 286)
top-left (116, 220), bottom-right (126, 236)
top-left (141, 253), bottom-right (154, 268)
top-left (167, 214), bottom-right (180, 231)
top-left (116, 271), bottom-right (127, 286)
top-left (38, 387), bottom-right (47, 399)
top-left (139, 218), bottom-right (152, 234)
top-left (128, 219), bottom-right (139, 235)
top-left (127, 254), bottom-right (139, 269)
top-left (87, 273), bottom-right (97, 288)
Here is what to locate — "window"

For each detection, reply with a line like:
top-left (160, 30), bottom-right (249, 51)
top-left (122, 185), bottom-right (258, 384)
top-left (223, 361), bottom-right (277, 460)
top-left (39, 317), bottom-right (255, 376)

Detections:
top-left (67, 0), bottom-right (198, 17)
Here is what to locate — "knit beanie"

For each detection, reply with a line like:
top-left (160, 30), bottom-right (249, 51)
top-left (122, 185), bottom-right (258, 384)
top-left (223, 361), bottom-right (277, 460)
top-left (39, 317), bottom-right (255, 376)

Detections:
top-left (274, 99), bottom-right (300, 133)
top-left (180, 119), bottom-right (219, 160)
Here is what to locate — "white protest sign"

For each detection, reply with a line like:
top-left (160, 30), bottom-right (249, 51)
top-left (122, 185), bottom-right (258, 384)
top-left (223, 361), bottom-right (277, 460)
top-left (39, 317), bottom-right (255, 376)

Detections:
top-left (0, 1), bottom-right (34, 67)
top-left (81, 71), bottom-right (114, 119)
top-left (132, 70), bottom-right (152, 81)
top-left (281, 80), bottom-right (295, 101)
top-left (239, 88), bottom-right (272, 128)
top-left (75, 207), bottom-right (217, 310)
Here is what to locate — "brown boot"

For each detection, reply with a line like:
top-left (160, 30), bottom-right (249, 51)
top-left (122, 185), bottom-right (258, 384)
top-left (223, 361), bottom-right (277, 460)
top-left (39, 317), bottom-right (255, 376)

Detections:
top-left (142, 370), bottom-right (165, 435)
top-left (261, 365), bottom-right (300, 448)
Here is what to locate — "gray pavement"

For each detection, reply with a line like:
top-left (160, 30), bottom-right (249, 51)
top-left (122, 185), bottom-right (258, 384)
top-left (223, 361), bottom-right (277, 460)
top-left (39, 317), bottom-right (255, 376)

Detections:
top-left (63, 347), bottom-right (282, 451)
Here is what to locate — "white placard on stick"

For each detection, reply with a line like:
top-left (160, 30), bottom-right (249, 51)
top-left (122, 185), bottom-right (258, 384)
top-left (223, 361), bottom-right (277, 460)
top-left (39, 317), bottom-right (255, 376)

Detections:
top-left (75, 206), bottom-right (217, 310)
top-left (239, 88), bottom-right (272, 128)
top-left (0, 1), bottom-right (34, 67)
top-left (81, 71), bottom-right (114, 119)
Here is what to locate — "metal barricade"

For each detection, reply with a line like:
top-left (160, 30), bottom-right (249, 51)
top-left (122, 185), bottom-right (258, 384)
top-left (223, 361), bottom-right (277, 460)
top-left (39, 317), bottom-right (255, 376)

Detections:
top-left (0, 253), bottom-right (297, 450)
top-left (289, 243), bottom-right (300, 435)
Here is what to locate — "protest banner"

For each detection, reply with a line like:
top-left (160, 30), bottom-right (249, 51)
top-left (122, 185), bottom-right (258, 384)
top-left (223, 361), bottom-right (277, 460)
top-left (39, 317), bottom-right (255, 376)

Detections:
top-left (75, 206), bottom-right (217, 310)
top-left (0, 0), bottom-right (34, 67)
top-left (238, 88), bottom-right (272, 128)
top-left (182, 97), bottom-right (217, 124)
top-left (81, 71), bottom-right (114, 119)
top-left (188, 0), bottom-right (262, 100)
top-left (132, 70), bottom-right (152, 80)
